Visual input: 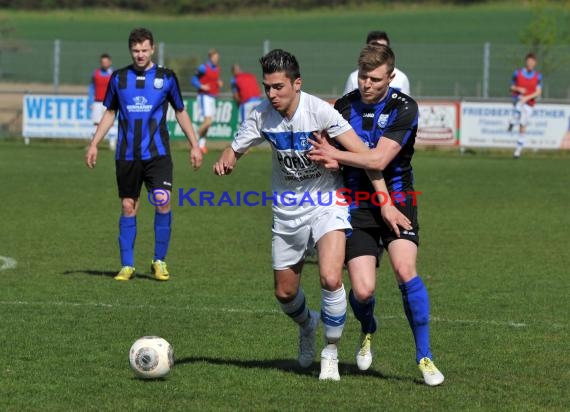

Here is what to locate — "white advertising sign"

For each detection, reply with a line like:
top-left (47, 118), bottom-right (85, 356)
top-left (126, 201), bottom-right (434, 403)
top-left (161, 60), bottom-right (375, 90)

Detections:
top-left (460, 102), bottom-right (570, 149)
top-left (22, 95), bottom-right (116, 139)
top-left (417, 102), bottom-right (458, 146)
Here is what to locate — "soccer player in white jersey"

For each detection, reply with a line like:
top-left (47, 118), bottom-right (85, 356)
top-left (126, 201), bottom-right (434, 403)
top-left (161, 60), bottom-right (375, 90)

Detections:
top-left (344, 31), bottom-right (410, 96)
top-left (214, 49), bottom-right (410, 381)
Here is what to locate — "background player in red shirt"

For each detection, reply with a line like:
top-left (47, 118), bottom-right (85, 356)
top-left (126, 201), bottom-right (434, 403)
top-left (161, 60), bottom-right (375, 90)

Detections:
top-left (230, 63), bottom-right (262, 124)
top-left (509, 52), bottom-right (542, 159)
top-left (88, 53), bottom-right (116, 150)
top-left (192, 48), bottom-right (223, 154)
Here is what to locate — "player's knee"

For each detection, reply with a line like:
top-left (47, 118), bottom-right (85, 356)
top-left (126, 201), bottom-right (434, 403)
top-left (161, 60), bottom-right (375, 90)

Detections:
top-left (121, 200), bottom-right (137, 216)
top-left (393, 262), bottom-right (416, 283)
top-left (320, 272), bottom-right (342, 292)
top-left (352, 286), bottom-right (375, 303)
top-left (274, 287), bottom-right (297, 303)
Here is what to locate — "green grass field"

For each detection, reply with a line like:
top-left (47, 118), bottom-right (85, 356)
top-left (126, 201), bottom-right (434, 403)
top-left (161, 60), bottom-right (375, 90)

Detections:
top-left (0, 140), bottom-right (568, 410)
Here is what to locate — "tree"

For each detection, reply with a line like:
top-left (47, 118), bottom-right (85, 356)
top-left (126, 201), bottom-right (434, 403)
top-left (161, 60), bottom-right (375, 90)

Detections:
top-left (519, 0), bottom-right (570, 76)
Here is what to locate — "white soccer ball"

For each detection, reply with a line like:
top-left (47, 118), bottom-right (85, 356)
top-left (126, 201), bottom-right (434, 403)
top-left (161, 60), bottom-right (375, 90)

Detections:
top-left (129, 336), bottom-right (174, 379)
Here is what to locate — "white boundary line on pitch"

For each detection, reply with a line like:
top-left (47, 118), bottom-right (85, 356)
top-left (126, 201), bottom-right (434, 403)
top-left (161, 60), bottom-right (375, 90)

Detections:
top-left (0, 256), bottom-right (17, 271)
top-left (0, 299), bottom-right (563, 329)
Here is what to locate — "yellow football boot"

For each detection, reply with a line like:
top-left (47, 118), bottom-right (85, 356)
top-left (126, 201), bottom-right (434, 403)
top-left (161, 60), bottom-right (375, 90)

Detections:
top-left (114, 266), bottom-right (135, 281)
top-left (151, 260), bottom-right (170, 281)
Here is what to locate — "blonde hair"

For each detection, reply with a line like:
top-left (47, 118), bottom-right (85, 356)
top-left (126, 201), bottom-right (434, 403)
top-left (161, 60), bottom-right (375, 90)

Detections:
top-left (358, 44), bottom-right (395, 74)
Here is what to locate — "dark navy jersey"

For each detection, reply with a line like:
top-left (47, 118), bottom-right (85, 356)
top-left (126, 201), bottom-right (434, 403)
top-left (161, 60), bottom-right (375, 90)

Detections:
top-left (104, 64), bottom-right (185, 161)
top-left (335, 88), bottom-right (418, 209)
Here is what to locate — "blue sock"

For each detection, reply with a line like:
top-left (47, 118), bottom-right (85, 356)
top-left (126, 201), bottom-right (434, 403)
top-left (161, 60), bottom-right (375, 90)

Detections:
top-left (349, 289), bottom-right (377, 334)
top-left (154, 210), bottom-right (172, 261)
top-left (118, 215), bottom-right (136, 267)
top-left (399, 276), bottom-right (432, 363)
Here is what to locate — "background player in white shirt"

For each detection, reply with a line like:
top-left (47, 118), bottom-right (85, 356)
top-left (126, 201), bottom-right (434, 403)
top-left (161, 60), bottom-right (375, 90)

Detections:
top-left (214, 49), bottom-right (410, 381)
top-left (344, 31), bottom-right (410, 96)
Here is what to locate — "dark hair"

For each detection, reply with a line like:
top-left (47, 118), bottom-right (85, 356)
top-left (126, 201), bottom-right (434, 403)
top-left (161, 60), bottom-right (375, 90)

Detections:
top-left (358, 44), bottom-right (395, 74)
top-left (259, 49), bottom-right (301, 81)
top-left (128, 27), bottom-right (154, 48)
top-left (100, 53), bottom-right (111, 60)
top-left (366, 31), bottom-right (390, 46)
top-left (525, 52), bottom-right (536, 60)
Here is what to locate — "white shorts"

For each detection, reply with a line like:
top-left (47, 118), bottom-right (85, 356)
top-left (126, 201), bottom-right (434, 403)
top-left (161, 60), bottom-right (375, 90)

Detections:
top-left (272, 204), bottom-right (351, 270)
top-left (91, 101), bottom-right (117, 140)
top-left (197, 94), bottom-right (217, 120)
top-left (511, 102), bottom-right (534, 127)
top-left (238, 98), bottom-right (262, 124)
top-left (91, 101), bottom-right (105, 124)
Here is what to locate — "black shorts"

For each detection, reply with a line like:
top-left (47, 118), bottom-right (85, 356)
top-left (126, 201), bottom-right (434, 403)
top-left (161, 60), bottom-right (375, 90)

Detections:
top-left (116, 156), bottom-right (173, 199)
top-left (346, 194), bottom-right (420, 262)
top-left (346, 226), bottom-right (384, 266)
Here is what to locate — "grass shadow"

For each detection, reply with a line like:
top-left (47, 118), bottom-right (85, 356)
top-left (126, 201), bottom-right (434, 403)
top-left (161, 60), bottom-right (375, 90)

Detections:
top-left (61, 269), bottom-right (160, 281)
top-left (175, 356), bottom-right (414, 383)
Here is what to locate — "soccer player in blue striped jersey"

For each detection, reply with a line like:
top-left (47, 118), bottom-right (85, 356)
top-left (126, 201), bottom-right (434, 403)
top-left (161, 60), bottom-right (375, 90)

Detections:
top-left (309, 44), bottom-right (444, 386)
top-left (85, 27), bottom-right (202, 281)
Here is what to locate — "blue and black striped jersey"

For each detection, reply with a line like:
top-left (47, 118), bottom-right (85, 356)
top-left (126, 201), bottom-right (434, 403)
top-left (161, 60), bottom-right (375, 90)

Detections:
top-left (104, 64), bottom-right (184, 161)
top-left (335, 88), bottom-right (418, 208)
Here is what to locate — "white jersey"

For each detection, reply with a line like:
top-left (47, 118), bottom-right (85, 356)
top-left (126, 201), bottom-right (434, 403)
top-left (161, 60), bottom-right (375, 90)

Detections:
top-left (231, 91), bottom-right (352, 218)
top-left (343, 67), bottom-right (410, 96)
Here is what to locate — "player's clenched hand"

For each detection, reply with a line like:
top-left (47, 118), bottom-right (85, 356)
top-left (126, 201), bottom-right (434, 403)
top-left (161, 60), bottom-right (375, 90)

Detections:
top-left (190, 147), bottom-right (203, 170)
top-left (380, 204), bottom-right (412, 238)
top-left (308, 131), bottom-right (337, 164)
top-left (85, 145), bottom-right (98, 169)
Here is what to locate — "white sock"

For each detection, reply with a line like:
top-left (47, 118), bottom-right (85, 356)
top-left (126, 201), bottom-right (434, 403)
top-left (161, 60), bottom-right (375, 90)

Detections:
top-left (321, 284), bottom-right (347, 343)
top-left (199, 137), bottom-right (207, 148)
top-left (514, 135), bottom-right (525, 156)
top-left (321, 343), bottom-right (338, 359)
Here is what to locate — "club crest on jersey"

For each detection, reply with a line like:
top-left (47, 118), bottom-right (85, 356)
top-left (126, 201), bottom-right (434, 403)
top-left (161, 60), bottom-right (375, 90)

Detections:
top-left (299, 135), bottom-right (310, 150)
top-left (154, 78), bottom-right (164, 89)
top-left (377, 114), bottom-right (389, 128)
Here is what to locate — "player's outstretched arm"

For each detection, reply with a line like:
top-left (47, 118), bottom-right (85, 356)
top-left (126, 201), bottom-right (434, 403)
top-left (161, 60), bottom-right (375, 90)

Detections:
top-left (213, 147), bottom-right (242, 176)
top-left (85, 109), bottom-right (116, 169)
top-left (309, 133), bottom-right (401, 171)
top-left (175, 109), bottom-right (202, 170)
top-left (315, 130), bottom-right (411, 235)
